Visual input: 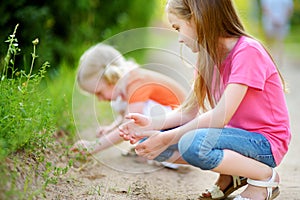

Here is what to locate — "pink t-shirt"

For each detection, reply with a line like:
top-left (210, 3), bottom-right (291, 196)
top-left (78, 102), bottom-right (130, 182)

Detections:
top-left (220, 36), bottom-right (291, 165)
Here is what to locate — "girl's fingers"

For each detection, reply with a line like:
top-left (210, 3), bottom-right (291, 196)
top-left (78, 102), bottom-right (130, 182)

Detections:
top-left (125, 113), bottom-right (150, 126)
top-left (135, 130), bottom-right (157, 138)
top-left (118, 119), bottom-right (135, 133)
top-left (129, 137), bottom-right (141, 144)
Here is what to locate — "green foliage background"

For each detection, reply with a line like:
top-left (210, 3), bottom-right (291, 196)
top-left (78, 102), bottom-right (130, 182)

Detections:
top-left (0, 0), bottom-right (157, 72)
top-left (0, 1), bottom-right (158, 197)
top-left (0, 0), bottom-right (299, 198)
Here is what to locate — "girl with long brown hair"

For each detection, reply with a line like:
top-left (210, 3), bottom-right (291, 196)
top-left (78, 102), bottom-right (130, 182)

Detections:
top-left (119, 1), bottom-right (291, 199)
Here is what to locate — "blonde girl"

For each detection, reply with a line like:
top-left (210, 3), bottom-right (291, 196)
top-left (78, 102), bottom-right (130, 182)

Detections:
top-left (119, 0), bottom-right (291, 199)
top-left (71, 43), bottom-right (187, 158)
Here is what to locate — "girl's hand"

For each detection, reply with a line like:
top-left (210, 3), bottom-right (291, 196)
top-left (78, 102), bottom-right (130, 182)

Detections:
top-left (135, 131), bottom-right (170, 160)
top-left (119, 113), bottom-right (152, 144)
top-left (125, 113), bottom-right (151, 126)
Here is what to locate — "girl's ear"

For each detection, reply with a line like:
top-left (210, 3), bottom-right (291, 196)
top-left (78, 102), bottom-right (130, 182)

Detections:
top-left (189, 14), bottom-right (197, 26)
top-left (103, 66), bottom-right (122, 85)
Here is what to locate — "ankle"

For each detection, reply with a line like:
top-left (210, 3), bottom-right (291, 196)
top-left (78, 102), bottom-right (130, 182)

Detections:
top-left (216, 174), bottom-right (233, 191)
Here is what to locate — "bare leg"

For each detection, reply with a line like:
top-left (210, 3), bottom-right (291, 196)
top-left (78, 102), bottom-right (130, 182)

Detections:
top-left (166, 151), bottom-right (189, 164)
top-left (213, 149), bottom-right (279, 199)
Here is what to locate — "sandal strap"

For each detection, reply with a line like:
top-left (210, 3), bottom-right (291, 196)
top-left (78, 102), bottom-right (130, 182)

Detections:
top-left (247, 168), bottom-right (278, 188)
top-left (204, 176), bottom-right (244, 199)
top-left (247, 179), bottom-right (278, 188)
top-left (233, 195), bottom-right (251, 200)
top-left (206, 185), bottom-right (224, 198)
top-left (232, 175), bottom-right (242, 188)
top-left (247, 168), bottom-right (279, 200)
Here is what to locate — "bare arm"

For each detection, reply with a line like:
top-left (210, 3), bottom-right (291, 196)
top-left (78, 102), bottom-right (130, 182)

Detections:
top-left (119, 100), bottom-right (198, 144)
top-left (166, 84), bottom-right (248, 140)
top-left (134, 83), bottom-right (248, 160)
top-left (160, 84), bottom-right (248, 144)
top-left (150, 105), bottom-right (199, 130)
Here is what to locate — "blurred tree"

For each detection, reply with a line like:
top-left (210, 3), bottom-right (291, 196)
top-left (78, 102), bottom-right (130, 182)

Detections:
top-left (291, 0), bottom-right (300, 25)
top-left (0, 0), bottom-right (157, 72)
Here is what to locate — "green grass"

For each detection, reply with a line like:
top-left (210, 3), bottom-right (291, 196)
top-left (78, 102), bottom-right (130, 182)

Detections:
top-left (0, 25), bottom-right (55, 160)
top-left (0, 25), bottom-right (76, 200)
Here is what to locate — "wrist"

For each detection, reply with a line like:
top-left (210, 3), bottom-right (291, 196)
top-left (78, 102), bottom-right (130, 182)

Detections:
top-left (161, 130), bottom-right (177, 146)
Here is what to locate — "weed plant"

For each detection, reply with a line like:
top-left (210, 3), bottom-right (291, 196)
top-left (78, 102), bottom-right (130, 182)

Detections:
top-left (0, 25), bottom-right (75, 199)
top-left (43, 64), bottom-right (76, 143)
top-left (0, 24), bottom-right (55, 160)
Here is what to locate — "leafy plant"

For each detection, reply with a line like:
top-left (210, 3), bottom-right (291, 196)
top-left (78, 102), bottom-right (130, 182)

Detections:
top-left (0, 25), bottom-right (74, 200)
top-left (0, 25), bottom-right (54, 160)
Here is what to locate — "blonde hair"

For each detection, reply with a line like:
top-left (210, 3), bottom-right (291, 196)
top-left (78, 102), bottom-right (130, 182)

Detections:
top-left (167, 0), bottom-right (286, 112)
top-left (77, 43), bottom-right (135, 91)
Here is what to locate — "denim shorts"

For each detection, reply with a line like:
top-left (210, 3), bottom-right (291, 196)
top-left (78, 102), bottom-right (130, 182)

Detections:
top-left (178, 128), bottom-right (276, 170)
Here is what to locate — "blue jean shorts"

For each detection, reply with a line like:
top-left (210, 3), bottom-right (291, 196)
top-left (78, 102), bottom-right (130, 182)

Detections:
top-left (178, 128), bottom-right (276, 170)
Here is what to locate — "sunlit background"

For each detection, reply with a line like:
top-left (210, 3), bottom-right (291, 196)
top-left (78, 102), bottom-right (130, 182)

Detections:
top-left (0, 0), bottom-right (299, 199)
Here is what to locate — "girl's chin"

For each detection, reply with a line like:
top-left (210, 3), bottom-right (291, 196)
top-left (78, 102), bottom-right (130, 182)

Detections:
top-left (185, 44), bottom-right (198, 53)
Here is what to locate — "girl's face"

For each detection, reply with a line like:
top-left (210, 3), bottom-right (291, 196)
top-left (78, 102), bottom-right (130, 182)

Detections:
top-left (81, 78), bottom-right (116, 101)
top-left (94, 80), bottom-right (116, 101)
top-left (168, 12), bottom-right (199, 52)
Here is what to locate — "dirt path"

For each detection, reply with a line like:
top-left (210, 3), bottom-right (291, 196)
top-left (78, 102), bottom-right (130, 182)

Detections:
top-left (46, 39), bottom-right (300, 199)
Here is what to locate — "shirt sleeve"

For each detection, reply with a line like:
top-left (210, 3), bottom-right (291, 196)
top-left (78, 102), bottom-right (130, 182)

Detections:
top-left (228, 44), bottom-right (273, 91)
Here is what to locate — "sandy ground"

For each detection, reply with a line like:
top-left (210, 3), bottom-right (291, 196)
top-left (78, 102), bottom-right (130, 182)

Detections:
top-left (46, 36), bottom-right (300, 200)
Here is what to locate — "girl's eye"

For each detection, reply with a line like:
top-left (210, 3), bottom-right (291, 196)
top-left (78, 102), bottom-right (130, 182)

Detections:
top-left (95, 91), bottom-right (102, 96)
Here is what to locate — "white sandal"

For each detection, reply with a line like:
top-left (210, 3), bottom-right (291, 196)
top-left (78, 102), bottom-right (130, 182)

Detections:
top-left (234, 168), bottom-right (280, 200)
top-left (200, 176), bottom-right (247, 200)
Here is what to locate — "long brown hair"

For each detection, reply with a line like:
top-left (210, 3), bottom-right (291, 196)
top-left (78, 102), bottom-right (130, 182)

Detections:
top-left (167, 0), bottom-right (285, 112)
